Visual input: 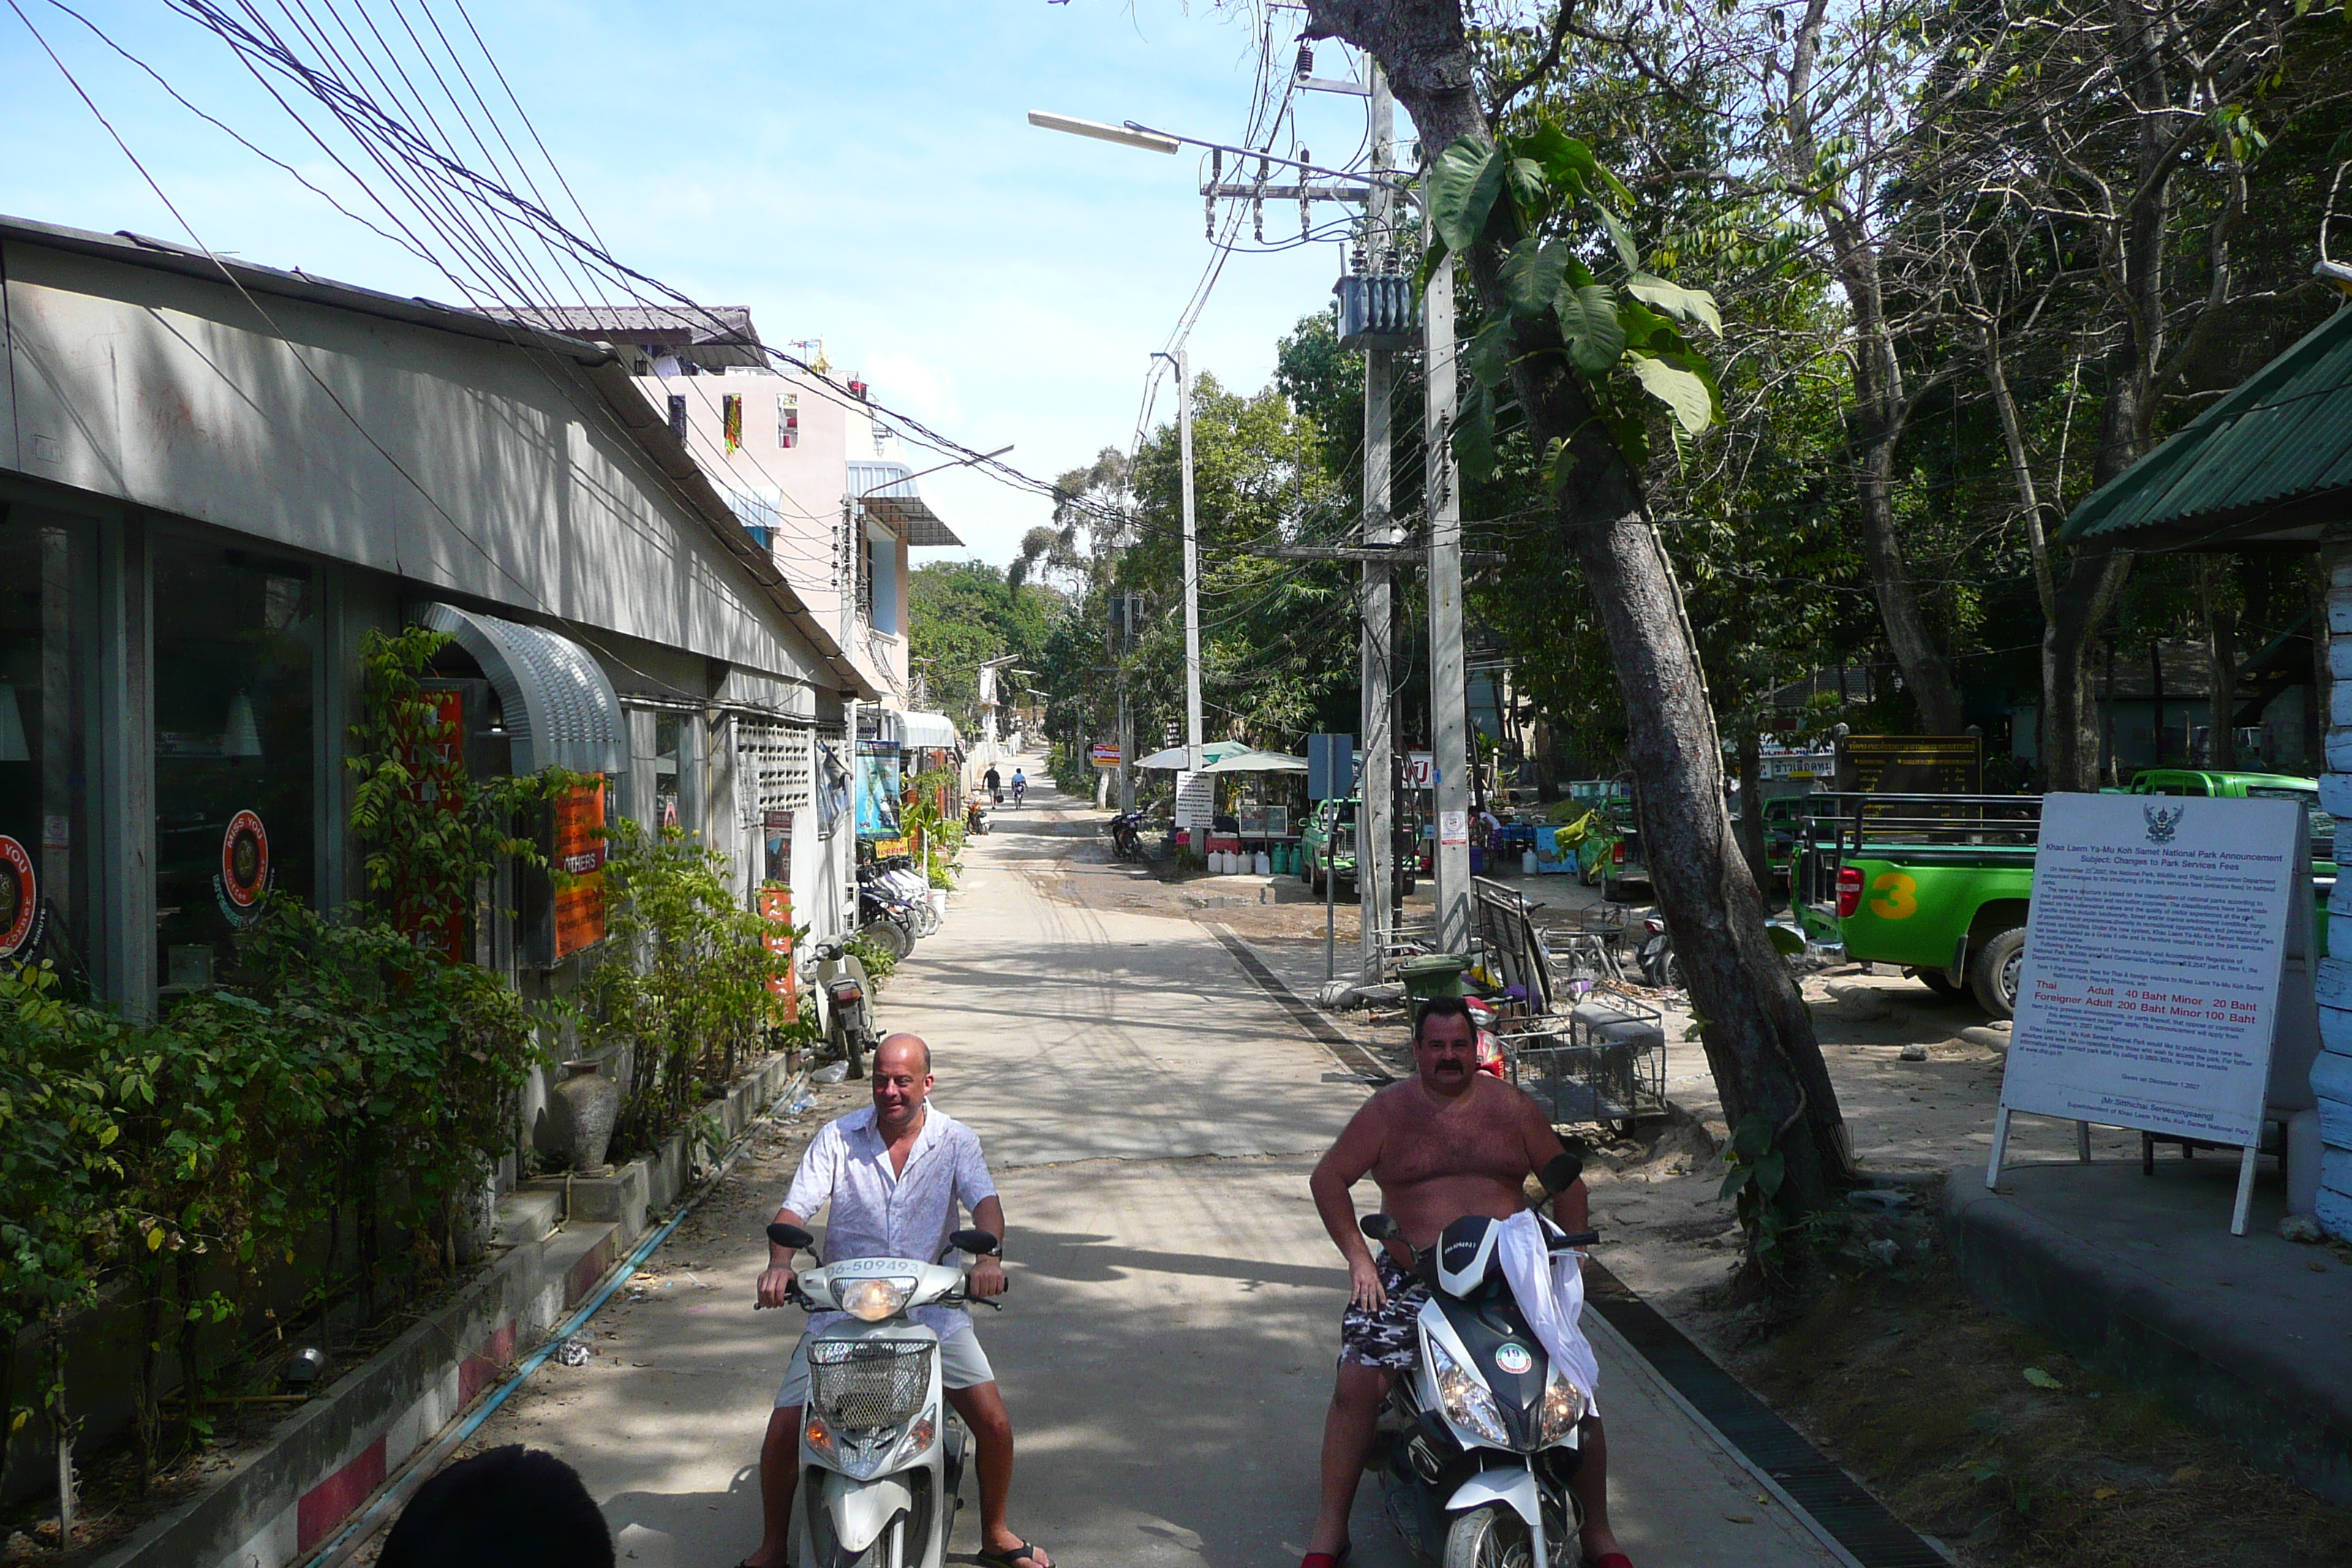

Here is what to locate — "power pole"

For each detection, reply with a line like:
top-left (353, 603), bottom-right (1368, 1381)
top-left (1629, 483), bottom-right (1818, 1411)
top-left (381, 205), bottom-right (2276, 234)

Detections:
top-left (1425, 247), bottom-right (1471, 952)
top-left (1358, 61), bottom-right (1397, 978)
top-left (1153, 350), bottom-right (1206, 775)
top-left (1180, 347), bottom-right (1204, 774)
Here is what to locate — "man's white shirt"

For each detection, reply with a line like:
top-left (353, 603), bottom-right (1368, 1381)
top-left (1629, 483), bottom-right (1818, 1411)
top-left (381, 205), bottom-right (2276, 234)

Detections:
top-left (784, 1103), bottom-right (998, 1335)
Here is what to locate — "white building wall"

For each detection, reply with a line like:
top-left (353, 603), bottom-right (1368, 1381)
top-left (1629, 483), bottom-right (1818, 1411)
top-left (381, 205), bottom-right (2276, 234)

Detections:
top-left (1, 240), bottom-right (823, 694)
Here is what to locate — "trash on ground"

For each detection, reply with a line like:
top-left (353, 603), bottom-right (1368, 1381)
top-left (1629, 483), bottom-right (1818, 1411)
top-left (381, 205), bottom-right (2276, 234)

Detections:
top-left (554, 1335), bottom-right (595, 1367)
top-left (811, 1060), bottom-right (850, 1084)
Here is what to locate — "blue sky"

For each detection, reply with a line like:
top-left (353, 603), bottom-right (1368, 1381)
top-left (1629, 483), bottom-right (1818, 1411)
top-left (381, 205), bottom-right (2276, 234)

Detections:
top-left (0, 1), bottom-right (1391, 564)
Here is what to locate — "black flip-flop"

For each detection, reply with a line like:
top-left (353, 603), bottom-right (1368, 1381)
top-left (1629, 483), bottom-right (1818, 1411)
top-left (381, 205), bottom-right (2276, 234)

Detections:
top-left (976, 1542), bottom-right (1053, 1568)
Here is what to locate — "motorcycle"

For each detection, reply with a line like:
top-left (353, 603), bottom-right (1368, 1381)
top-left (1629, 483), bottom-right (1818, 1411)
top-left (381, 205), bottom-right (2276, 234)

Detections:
top-left (761, 1219), bottom-right (1003, 1568)
top-left (1108, 810), bottom-right (1146, 862)
top-left (858, 889), bottom-right (918, 962)
top-left (862, 859), bottom-right (940, 938)
top-left (1636, 914), bottom-right (1679, 990)
top-left (1359, 1153), bottom-right (1599, 1568)
top-left (807, 936), bottom-right (876, 1080)
top-left (965, 799), bottom-right (990, 836)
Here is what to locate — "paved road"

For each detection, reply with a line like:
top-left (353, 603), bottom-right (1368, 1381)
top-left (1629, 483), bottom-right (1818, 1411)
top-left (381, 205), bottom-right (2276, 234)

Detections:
top-left (459, 758), bottom-right (1843, 1568)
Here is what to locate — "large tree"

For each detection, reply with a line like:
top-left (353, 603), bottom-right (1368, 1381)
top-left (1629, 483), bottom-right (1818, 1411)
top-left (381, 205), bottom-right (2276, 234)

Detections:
top-left (1303, 0), bottom-right (1854, 1210)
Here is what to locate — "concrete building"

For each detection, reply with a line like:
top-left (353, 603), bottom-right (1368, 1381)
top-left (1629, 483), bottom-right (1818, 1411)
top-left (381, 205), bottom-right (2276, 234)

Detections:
top-left (0, 215), bottom-right (878, 1026)
top-left (499, 307), bottom-right (967, 846)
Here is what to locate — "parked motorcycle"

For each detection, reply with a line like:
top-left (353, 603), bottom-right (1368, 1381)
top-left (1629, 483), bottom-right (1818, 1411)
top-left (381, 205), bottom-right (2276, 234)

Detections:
top-left (1359, 1153), bottom-right (1598, 1568)
top-left (1636, 914), bottom-right (1679, 990)
top-left (759, 1218), bottom-right (1003, 1568)
top-left (858, 889), bottom-right (917, 962)
top-left (807, 936), bottom-right (875, 1081)
top-left (862, 858), bottom-right (940, 938)
top-left (1108, 810), bottom-right (1146, 862)
top-left (965, 799), bottom-right (990, 836)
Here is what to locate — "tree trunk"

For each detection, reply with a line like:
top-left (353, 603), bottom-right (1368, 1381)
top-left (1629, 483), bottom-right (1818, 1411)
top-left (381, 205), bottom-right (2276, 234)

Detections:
top-left (1789, 0), bottom-right (1964, 737)
top-left (1305, 0), bottom-right (1852, 1209)
top-left (2203, 562), bottom-right (2238, 769)
top-left (1735, 720), bottom-right (1769, 894)
top-left (2043, 550), bottom-right (2131, 791)
top-left (1852, 407), bottom-right (1963, 734)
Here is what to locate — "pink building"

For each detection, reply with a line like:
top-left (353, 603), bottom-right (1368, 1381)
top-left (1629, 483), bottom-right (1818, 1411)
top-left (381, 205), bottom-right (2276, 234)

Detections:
top-left (502, 307), bottom-right (962, 713)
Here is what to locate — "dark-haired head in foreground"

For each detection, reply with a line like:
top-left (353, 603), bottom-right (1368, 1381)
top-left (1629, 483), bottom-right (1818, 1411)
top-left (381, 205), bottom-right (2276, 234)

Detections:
top-left (377, 1444), bottom-right (612, 1568)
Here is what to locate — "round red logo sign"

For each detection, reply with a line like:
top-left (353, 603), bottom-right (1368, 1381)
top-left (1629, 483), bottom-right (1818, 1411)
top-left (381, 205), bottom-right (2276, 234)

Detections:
top-left (0, 837), bottom-right (34, 957)
top-left (220, 810), bottom-right (270, 910)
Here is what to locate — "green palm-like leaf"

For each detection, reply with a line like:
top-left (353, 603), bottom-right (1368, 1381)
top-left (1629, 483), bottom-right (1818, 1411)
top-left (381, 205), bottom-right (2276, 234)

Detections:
top-left (1556, 282), bottom-right (1625, 375)
top-left (1629, 354), bottom-right (1719, 435)
top-left (1455, 382), bottom-right (1499, 483)
top-left (1627, 273), bottom-right (1723, 335)
top-left (1597, 206), bottom-right (1640, 275)
top-left (1464, 315), bottom-right (1515, 388)
top-left (1500, 237), bottom-right (1570, 318)
top-left (1428, 137), bottom-right (1507, 255)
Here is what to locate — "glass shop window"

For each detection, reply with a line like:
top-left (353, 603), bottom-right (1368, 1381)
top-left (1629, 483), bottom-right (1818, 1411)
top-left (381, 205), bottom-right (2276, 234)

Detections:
top-left (777, 393), bottom-right (800, 448)
top-left (0, 510), bottom-right (95, 984)
top-left (152, 540), bottom-right (317, 994)
top-left (655, 712), bottom-right (682, 830)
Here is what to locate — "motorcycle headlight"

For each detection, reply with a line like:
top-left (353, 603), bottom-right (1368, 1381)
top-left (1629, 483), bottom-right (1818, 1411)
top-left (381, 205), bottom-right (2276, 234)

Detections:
top-left (1426, 1335), bottom-right (1511, 1447)
top-left (1537, 1363), bottom-right (1588, 1447)
top-left (836, 1278), bottom-right (913, 1322)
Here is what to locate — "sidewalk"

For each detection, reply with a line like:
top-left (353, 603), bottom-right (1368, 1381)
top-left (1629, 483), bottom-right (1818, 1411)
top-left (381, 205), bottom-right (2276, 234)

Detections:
top-left (1945, 1152), bottom-right (2352, 1507)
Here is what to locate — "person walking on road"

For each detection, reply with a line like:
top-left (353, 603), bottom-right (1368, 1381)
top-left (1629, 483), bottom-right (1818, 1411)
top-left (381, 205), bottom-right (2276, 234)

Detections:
top-left (1011, 767), bottom-right (1026, 807)
top-left (745, 1034), bottom-right (1052, 1568)
top-left (984, 764), bottom-right (1003, 806)
top-left (1300, 997), bottom-right (1629, 1568)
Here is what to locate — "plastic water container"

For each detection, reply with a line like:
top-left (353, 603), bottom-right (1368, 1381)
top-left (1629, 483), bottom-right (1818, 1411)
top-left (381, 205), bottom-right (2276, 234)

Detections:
top-left (1254, 851), bottom-right (1272, 876)
top-left (1523, 849), bottom-right (1539, 875)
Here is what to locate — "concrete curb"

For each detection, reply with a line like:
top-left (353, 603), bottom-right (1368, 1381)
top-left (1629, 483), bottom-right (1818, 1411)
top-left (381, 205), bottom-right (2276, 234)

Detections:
top-left (1942, 1165), bottom-right (2352, 1507)
top-left (93, 1053), bottom-right (801, 1568)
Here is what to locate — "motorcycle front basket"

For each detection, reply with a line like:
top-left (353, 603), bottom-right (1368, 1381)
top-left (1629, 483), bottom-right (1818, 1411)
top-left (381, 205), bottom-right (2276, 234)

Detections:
top-left (809, 1339), bottom-right (932, 1432)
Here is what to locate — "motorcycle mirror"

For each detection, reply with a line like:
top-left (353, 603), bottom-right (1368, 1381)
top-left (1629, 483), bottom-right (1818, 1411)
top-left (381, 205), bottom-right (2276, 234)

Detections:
top-left (1359, 1213), bottom-right (1400, 1242)
top-left (1539, 1152), bottom-right (1584, 1195)
top-left (949, 1228), bottom-right (1002, 1257)
top-left (766, 1222), bottom-right (815, 1253)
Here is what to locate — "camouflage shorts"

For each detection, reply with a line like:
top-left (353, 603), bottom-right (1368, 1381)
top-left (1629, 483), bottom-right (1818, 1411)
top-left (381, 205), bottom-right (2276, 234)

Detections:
top-left (1339, 1253), bottom-right (1428, 1370)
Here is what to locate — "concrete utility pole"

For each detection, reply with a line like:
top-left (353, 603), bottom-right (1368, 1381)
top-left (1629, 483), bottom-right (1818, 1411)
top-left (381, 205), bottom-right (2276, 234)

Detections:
top-left (1358, 62), bottom-right (1397, 978)
top-left (1155, 348), bottom-right (1206, 774)
top-left (1424, 248), bottom-right (1471, 952)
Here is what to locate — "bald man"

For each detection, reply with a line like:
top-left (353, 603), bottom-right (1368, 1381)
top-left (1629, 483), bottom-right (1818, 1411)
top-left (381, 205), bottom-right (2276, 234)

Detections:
top-left (744, 1036), bottom-right (1050, 1568)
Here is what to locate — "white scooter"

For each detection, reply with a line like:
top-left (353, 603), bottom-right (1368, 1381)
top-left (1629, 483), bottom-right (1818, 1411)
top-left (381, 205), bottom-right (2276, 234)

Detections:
top-left (1359, 1153), bottom-right (1597, 1568)
top-left (762, 1219), bottom-right (1002, 1568)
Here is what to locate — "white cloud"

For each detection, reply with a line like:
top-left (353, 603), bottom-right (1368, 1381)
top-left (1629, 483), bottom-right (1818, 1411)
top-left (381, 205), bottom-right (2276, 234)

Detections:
top-left (862, 352), bottom-right (964, 428)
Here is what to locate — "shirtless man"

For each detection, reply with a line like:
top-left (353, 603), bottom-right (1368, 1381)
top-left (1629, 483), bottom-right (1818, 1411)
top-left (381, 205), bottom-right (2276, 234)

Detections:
top-left (1301, 995), bottom-right (1629, 1568)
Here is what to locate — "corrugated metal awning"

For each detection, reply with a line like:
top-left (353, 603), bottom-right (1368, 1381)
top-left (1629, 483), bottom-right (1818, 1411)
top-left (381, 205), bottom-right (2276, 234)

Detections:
top-left (2062, 305), bottom-right (2352, 551)
top-left (849, 461), bottom-right (963, 547)
top-left (419, 603), bottom-right (628, 774)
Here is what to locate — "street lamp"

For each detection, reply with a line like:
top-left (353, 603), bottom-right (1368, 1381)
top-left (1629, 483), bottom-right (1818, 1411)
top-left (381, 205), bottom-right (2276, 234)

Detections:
top-left (1033, 108), bottom-right (1207, 780)
top-left (1025, 111), bottom-right (1177, 155)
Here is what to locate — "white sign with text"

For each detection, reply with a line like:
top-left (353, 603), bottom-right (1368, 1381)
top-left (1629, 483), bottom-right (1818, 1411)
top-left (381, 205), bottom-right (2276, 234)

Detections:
top-left (1173, 769), bottom-right (1213, 831)
top-left (2000, 792), bottom-right (2300, 1149)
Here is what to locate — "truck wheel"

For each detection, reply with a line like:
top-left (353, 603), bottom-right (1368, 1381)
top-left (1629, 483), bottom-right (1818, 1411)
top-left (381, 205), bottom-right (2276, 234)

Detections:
top-left (1970, 926), bottom-right (2026, 1019)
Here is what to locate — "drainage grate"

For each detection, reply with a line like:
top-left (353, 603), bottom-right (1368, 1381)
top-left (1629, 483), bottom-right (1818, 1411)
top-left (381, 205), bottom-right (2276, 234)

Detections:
top-left (1583, 1260), bottom-right (1950, 1568)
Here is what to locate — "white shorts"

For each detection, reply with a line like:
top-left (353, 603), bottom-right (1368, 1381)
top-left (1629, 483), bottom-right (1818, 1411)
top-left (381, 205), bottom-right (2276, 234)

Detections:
top-left (776, 1324), bottom-right (995, 1409)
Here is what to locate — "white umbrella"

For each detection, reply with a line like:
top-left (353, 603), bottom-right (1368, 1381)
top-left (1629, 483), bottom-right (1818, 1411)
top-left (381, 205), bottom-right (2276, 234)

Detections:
top-left (1194, 747), bottom-right (1309, 774)
top-left (1133, 738), bottom-right (1254, 770)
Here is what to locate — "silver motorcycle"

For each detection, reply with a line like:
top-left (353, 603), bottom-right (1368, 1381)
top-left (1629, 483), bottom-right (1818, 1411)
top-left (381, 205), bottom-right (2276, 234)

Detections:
top-left (763, 1219), bottom-right (1003, 1568)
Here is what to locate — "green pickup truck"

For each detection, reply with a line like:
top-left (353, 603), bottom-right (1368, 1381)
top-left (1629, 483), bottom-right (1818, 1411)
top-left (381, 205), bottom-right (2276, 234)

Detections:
top-left (1795, 769), bottom-right (2335, 1019)
top-left (1299, 796), bottom-right (1359, 893)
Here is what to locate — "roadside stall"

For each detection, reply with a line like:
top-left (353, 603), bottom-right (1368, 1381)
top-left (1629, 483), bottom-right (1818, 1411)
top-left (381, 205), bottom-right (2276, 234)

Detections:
top-left (1191, 747), bottom-right (1311, 872)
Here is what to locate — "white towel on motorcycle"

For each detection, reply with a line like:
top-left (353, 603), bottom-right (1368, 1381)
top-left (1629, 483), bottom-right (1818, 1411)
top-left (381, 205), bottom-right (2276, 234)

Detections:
top-left (1494, 1210), bottom-right (1600, 1406)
